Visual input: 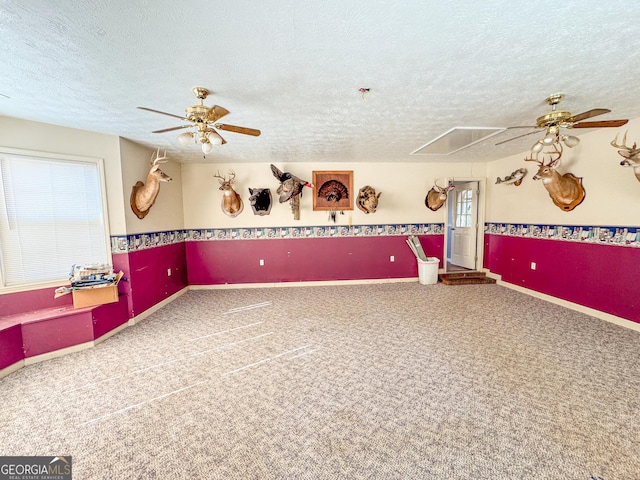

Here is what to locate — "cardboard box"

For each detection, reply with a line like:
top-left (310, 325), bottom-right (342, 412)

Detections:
top-left (71, 271), bottom-right (123, 308)
top-left (72, 284), bottom-right (119, 308)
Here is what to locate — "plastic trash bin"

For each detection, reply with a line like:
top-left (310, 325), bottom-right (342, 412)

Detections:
top-left (417, 257), bottom-right (439, 285)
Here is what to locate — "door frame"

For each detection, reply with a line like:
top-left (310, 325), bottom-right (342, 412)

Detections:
top-left (443, 177), bottom-right (486, 273)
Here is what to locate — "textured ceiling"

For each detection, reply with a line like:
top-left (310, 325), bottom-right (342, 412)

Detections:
top-left (1, 0), bottom-right (640, 164)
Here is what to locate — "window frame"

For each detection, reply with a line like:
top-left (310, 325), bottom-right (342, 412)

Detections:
top-left (0, 146), bottom-right (112, 293)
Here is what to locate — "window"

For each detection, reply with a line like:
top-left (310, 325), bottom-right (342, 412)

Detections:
top-left (0, 148), bottom-right (110, 288)
top-left (455, 188), bottom-right (473, 228)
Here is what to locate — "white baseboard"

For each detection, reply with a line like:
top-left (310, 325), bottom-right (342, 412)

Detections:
top-left (94, 321), bottom-right (130, 345)
top-left (189, 277), bottom-right (418, 290)
top-left (128, 286), bottom-right (189, 324)
top-left (24, 341), bottom-right (95, 366)
top-left (484, 270), bottom-right (640, 333)
top-left (0, 359), bottom-right (24, 379)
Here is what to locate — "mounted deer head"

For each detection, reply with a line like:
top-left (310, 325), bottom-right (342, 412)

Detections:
top-left (611, 131), bottom-right (640, 182)
top-left (425, 179), bottom-right (454, 211)
top-left (214, 170), bottom-right (244, 217)
top-left (525, 143), bottom-right (585, 211)
top-left (130, 149), bottom-right (172, 219)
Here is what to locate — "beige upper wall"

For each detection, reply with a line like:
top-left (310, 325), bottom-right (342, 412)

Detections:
top-left (2, 115), bottom-right (638, 238)
top-left (181, 161), bottom-right (488, 228)
top-left (486, 118), bottom-right (640, 226)
top-left (0, 116), bottom-right (127, 234)
top-left (119, 138), bottom-right (184, 234)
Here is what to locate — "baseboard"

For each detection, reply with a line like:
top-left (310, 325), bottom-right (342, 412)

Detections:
top-left (189, 277), bottom-right (418, 290)
top-left (24, 341), bottom-right (95, 366)
top-left (484, 270), bottom-right (640, 333)
top-left (94, 321), bottom-right (130, 345)
top-left (128, 287), bottom-right (189, 325)
top-left (0, 359), bottom-right (25, 379)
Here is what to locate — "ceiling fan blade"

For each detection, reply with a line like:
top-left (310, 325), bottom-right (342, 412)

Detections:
top-left (207, 105), bottom-right (230, 123)
top-left (152, 124), bottom-right (193, 134)
top-left (138, 106), bottom-right (188, 121)
top-left (215, 123), bottom-right (261, 136)
top-left (495, 129), bottom-right (540, 145)
top-left (571, 119), bottom-right (629, 129)
top-left (565, 108), bottom-right (610, 124)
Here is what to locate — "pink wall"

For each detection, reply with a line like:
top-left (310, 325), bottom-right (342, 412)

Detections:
top-left (187, 235), bottom-right (443, 285)
top-left (484, 234), bottom-right (639, 323)
top-left (0, 324), bottom-right (23, 369)
top-left (119, 242), bottom-right (188, 317)
top-left (0, 286), bottom-right (73, 317)
top-left (21, 310), bottom-right (94, 357)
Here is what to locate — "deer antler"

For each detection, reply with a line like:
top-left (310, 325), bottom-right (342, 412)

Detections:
top-left (151, 149), bottom-right (168, 165)
top-left (524, 142), bottom-right (563, 167)
top-left (228, 170), bottom-right (236, 181)
top-left (524, 151), bottom-right (542, 165)
top-left (547, 142), bottom-right (563, 168)
top-left (213, 171), bottom-right (226, 181)
top-left (611, 130), bottom-right (639, 152)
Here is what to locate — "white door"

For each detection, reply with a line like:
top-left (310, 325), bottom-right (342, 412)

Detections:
top-left (450, 182), bottom-right (478, 270)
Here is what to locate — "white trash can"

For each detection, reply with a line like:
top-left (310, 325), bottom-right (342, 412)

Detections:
top-left (417, 257), bottom-right (439, 285)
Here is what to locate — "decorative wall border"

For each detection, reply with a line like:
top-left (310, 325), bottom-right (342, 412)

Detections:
top-left (111, 224), bottom-right (444, 253)
top-left (110, 230), bottom-right (186, 254)
top-left (185, 223), bottom-right (443, 242)
top-left (485, 223), bottom-right (640, 248)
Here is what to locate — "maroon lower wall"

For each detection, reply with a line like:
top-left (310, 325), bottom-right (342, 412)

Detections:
top-left (0, 286), bottom-right (73, 317)
top-left (113, 241), bottom-right (188, 318)
top-left (484, 233), bottom-right (639, 323)
top-left (186, 235), bottom-right (442, 285)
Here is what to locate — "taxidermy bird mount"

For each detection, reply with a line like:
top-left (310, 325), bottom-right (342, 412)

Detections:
top-left (270, 164), bottom-right (314, 220)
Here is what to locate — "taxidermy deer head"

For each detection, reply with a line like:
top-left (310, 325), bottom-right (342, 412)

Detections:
top-left (214, 170), bottom-right (244, 217)
top-left (357, 186), bottom-right (381, 214)
top-left (130, 149), bottom-right (172, 219)
top-left (525, 143), bottom-right (585, 211)
top-left (425, 179), bottom-right (454, 211)
top-left (611, 131), bottom-right (640, 182)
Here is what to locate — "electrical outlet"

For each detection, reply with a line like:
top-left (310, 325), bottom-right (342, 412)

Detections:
top-left (390, 256), bottom-right (395, 262)
top-left (531, 262), bottom-right (536, 270)
top-left (167, 268), bottom-right (172, 276)
top-left (259, 259), bottom-right (264, 266)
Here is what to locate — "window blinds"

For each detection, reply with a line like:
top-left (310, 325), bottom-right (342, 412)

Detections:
top-left (0, 153), bottom-right (108, 287)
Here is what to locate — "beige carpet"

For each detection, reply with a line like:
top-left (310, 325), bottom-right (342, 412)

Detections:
top-left (1, 282), bottom-right (639, 479)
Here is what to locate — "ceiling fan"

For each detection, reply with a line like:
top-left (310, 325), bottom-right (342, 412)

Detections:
top-left (496, 94), bottom-right (628, 149)
top-left (138, 87), bottom-right (261, 154)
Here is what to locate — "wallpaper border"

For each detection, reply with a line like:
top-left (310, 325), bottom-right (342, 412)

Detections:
top-left (111, 222), bottom-right (640, 254)
top-left (111, 223), bottom-right (443, 253)
top-left (485, 223), bottom-right (640, 248)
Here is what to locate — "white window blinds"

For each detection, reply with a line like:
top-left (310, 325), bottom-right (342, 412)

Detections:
top-left (0, 151), bottom-right (109, 287)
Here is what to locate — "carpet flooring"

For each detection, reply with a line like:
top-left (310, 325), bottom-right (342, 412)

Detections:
top-left (1, 282), bottom-right (639, 479)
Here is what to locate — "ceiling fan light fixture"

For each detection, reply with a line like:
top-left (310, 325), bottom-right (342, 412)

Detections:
top-left (201, 140), bottom-right (214, 155)
top-left (178, 131), bottom-right (194, 145)
top-left (562, 134), bottom-right (580, 148)
top-left (531, 140), bottom-right (544, 154)
top-left (207, 131), bottom-right (223, 145)
top-left (542, 133), bottom-right (557, 145)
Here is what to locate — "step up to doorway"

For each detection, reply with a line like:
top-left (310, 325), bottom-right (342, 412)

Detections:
top-left (439, 272), bottom-right (496, 285)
